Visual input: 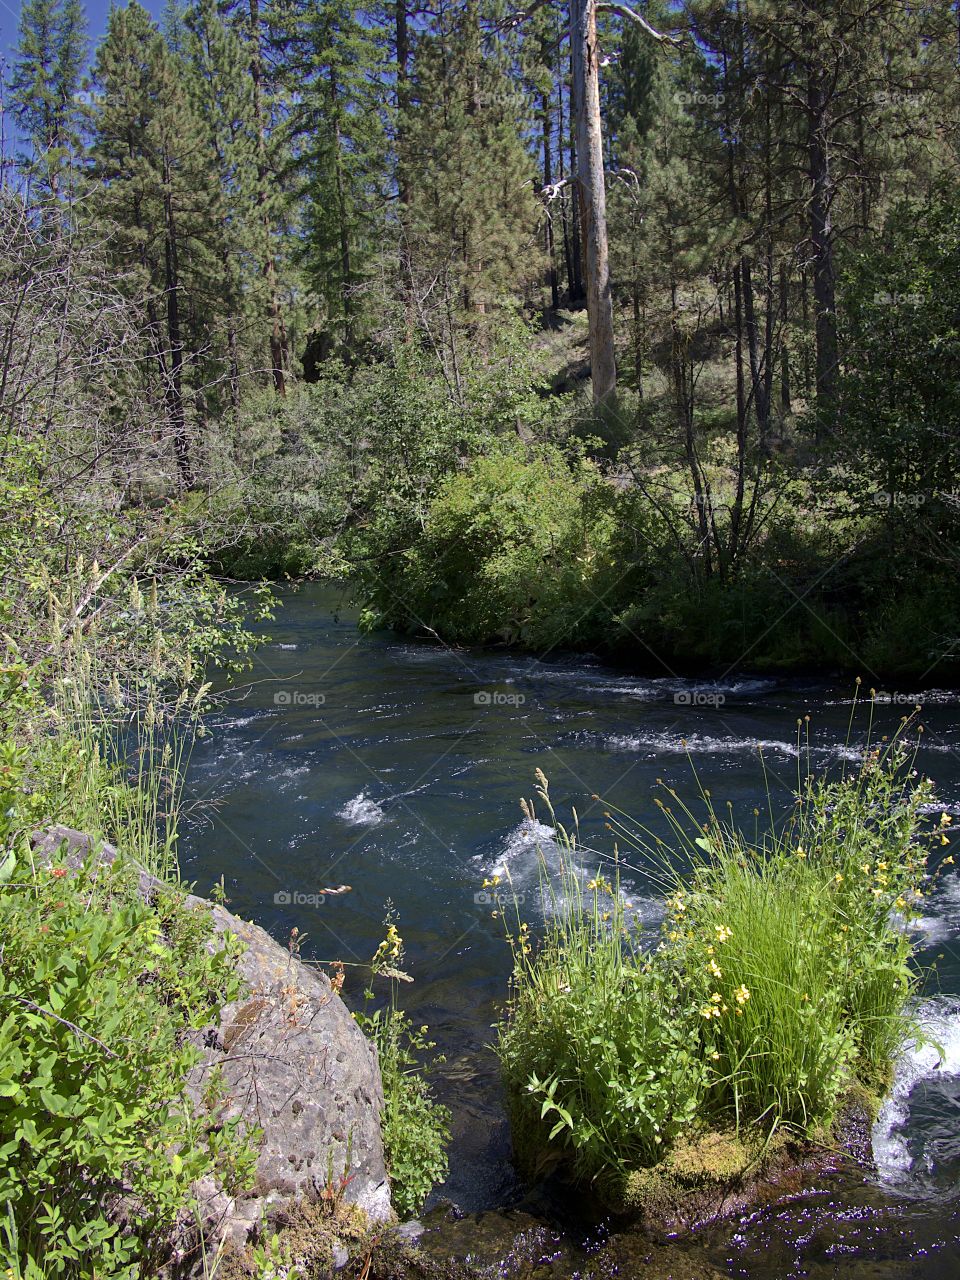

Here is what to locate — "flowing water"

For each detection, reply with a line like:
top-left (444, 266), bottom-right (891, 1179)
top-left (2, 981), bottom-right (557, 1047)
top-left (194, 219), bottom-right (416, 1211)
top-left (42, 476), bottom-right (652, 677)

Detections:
top-left (180, 583), bottom-right (960, 1276)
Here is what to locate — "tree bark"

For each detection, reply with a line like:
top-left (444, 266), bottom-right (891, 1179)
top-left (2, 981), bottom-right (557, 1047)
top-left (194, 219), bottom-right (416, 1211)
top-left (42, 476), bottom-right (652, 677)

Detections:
top-left (779, 260), bottom-right (791, 415)
top-left (162, 149), bottom-right (190, 489)
top-left (249, 0), bottom-right (288, 396)
top-left (541, 91), bottom-right (560, 312)
top-left (806, 68), bottom-right (837, 412)
top-left (571, 0), bottom-right (616, 405)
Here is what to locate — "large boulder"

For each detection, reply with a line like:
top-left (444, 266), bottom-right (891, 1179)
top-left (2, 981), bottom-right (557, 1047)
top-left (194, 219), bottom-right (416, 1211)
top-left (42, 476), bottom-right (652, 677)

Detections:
top-left (30, 827), bottom-right (392, 1256)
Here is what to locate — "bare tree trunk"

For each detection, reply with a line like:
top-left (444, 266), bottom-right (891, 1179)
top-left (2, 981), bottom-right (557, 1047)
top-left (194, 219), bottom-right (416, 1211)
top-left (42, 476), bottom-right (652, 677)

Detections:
top-left (807, 69), bottom-right (837, 411)
top-left (541, 92), bottom-right (560, 312)
top-left (162, 151), bottom-right (190, 490)
top-left (566, 58), bottom-right (585, 305)
top-left (779, 260), bottom-right (791, 416)
top-left (631, 265), bottom-right (644, 400)
top-left (249, 0), bottom-right (288, 396)
top-left (571, 0), bottom-right (616, 405)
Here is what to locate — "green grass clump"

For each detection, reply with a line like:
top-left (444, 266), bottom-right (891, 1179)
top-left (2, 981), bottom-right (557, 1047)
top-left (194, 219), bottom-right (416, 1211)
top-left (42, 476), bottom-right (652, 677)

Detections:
top-left (496, 719), bottom-right (943, 1201)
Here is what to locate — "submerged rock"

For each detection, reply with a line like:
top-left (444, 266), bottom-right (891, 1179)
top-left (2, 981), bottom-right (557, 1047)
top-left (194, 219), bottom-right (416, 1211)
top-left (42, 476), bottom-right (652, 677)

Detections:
top-left (365, 1206), bottom-right (728, 1279)
top-left (30, 826), bottom-right (391, 1264)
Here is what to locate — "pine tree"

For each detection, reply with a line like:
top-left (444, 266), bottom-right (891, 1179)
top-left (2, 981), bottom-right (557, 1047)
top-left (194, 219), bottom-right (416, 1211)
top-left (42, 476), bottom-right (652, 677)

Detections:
top-left (402, 0), bottom-right (539, 368)
top-left (9, 0), bottom-right (87, 198)
top-left (89, 0), bottom-right (223, 487)
top-left (186, 0), bottom-right (263, 414)
top-left (276, 0), bottom-right (391, 359)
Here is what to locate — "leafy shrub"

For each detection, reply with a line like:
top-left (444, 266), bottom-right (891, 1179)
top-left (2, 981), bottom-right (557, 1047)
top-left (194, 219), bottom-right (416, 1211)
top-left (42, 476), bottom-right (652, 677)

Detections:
top-left (364, 442), bottom-right (623, 649)
top-left (496, 729), bottom-right (939, 1197)
top-left (0, 851), bottom-right (256, 1278)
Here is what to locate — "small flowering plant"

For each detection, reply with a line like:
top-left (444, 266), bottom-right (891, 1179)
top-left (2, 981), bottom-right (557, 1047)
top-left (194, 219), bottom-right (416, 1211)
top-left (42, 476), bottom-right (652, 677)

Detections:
top-left (352, 908), bottom-right (450, 1218)
top-left (496, 712), bottom-right (944, 1193)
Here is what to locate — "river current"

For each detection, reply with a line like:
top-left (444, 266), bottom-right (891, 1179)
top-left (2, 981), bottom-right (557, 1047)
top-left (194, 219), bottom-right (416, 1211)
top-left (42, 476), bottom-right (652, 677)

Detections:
top-left (180, 583), bottom-right (960, 1276)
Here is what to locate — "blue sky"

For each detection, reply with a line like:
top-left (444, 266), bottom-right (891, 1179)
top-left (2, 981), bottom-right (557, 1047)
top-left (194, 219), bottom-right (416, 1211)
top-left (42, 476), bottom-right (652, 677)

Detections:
top-left (3, 0), bottom-right (166, 75)
top-left (3, 0), bottom-right (166, 158)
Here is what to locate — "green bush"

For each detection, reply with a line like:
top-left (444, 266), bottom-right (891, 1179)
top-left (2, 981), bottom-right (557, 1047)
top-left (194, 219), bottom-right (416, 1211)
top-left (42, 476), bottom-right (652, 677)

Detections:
top-left (363, 442), bottom-right (623, 649)
top-left (0, 850), bottom-right (256, 1278)
top-left (496, 731), bottom-right (938, 1198)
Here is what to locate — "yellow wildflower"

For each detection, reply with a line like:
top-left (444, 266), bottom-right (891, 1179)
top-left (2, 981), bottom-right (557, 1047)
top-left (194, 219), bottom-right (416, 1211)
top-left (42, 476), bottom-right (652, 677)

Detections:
top-left (734, 984), bottom-right (750, 1005)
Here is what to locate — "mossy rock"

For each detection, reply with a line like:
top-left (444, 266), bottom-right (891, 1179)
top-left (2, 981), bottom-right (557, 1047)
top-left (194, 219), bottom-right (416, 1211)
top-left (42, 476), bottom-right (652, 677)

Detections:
top-left (615, 1128), bottom-right (783, 1228)
top-left (213, 1195), bottom-right (374, 1278)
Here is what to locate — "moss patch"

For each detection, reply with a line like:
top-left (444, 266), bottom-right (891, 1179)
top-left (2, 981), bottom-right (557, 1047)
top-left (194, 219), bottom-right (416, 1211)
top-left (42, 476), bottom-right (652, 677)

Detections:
top-left (215, 1194), bottom-right (376, 1278)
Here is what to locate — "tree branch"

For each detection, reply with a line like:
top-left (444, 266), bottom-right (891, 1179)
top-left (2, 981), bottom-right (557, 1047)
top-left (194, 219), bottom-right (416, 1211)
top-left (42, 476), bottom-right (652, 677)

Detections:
top-left (540, 178), bottom-right (574, 201)
top-left (596, 2), bottom-right (683, 46)
top-left (495, 0), bottom-right (553, 33)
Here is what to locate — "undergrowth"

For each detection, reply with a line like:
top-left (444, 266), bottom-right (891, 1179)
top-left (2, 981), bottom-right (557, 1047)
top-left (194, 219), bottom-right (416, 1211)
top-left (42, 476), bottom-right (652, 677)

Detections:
top-left (495, 706), bottom-right (946, 1202)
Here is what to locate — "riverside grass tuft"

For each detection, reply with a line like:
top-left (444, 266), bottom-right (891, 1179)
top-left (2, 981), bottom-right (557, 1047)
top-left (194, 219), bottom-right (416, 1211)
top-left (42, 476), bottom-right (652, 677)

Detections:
top-left (495, 714), bottom-right (948, 1207)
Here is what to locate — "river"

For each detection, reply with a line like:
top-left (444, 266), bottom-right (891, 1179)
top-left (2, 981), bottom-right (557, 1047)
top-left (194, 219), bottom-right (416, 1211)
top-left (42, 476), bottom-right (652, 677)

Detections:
top-left (180, 583), bottom-right (960, 1277)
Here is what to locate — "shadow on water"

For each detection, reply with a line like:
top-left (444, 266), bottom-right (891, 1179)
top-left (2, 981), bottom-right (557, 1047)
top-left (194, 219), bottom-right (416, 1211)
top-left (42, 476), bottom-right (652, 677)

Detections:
top-left (180, 583), bottom-right (960, 1277)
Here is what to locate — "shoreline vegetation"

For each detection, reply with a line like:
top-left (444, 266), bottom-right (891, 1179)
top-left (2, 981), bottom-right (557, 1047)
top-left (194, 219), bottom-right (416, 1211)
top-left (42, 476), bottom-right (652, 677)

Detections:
top-left (0, 640), bottom-right (449, 1277)
top-left (494, 731), bottom-right (947, 1224)
top-left (5, 0), bottom-right (960, 1268)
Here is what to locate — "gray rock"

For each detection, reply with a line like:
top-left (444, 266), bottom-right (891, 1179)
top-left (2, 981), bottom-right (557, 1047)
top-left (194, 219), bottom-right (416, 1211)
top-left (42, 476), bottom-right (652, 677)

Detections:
top-left (30, 827), bottom-right (393, 1256)
top-left (392, 1219), bottom-right (425, 1244)
top-left (186, 900), bottom-right (392, 1234)
top-left (331, 1241), bottom-right (350, 1269)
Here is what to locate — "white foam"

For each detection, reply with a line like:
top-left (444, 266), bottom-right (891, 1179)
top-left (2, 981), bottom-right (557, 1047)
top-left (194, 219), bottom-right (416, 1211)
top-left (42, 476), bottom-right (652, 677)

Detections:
top-left (604, 732), bottom-right (798, 756)
top-left (337, 791), bottom-right (384, 826)
top-left (479, 819), bottom-right (662, 927)
top-left (873, 998), bottom-right (960, 1183)
top-left (512, 668), bottom-right (776, 703)
top-left (484, 818), bottom-right (558, 881)
top-left (603, 732), bottom-right (862, 762)
top-left (221, 713), bottom-right (260, 729)
top-left (827, 689), bottom-right (960, 708)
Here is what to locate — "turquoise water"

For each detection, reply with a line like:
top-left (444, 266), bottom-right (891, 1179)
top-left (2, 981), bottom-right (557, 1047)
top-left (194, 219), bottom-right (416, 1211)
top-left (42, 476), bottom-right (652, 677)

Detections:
top-left (180, 583), bottom-right (960, 1275)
